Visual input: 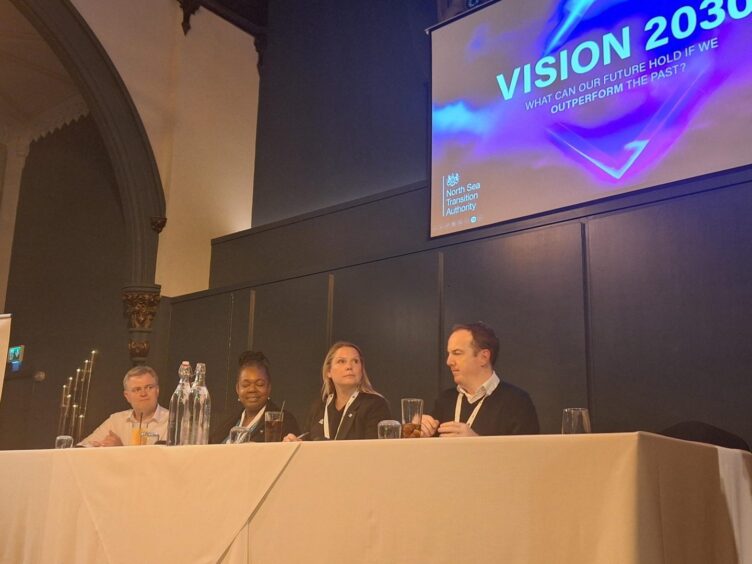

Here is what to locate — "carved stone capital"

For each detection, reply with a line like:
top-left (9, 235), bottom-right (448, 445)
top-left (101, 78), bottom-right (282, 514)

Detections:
top-left (122, 287), bottom-right (161, 331)
top-left (122, 286), bottom-right (161, 364)
top-left (128, 340), bottom-right (150, 360)
top-left (178, 0), bottom-right (201, 34)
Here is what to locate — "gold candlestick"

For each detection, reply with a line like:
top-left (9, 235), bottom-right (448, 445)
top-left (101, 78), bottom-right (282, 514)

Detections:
top-left (62, 394), bottom-right (72, 436)
top-left (57, 384), bottom-right (69, 436)
top-left (75, 414), bottom-right (84, 443)
top-left (81, 351), bottom-right (97, 420)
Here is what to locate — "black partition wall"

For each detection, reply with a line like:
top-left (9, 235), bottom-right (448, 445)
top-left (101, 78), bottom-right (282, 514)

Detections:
top-left (166, 1), bottom-right (752, 445)
top-left (167, 167), bottom-right (752, 445)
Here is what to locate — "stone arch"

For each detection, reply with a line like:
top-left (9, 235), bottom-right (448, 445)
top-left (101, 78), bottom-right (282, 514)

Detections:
top-left (11, 0), bottom-right (166, 362)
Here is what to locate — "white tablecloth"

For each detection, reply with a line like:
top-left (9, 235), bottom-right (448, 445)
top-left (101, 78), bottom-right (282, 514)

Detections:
top-left (1, 433), bottom-right (749, 564)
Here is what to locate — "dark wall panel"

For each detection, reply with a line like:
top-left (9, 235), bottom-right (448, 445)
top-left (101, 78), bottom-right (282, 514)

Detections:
top-left (216, 169), bottom-right (752, 291)
top-left (167, 293), bottom-right (235, 421)
top-left (183, 173), bottom-right (752, 448)
top-left (212, 186), bottom-right (430, 289)
top-left (223, 289), bottom-right (252, 415)
top-left (332, 253), bottom-right (441, 417)
top-left (250, 275), bottom-right (330, 427)
top-left (146, 299), bottom-right (173, 403)
top-left (0, 377), bottom-right (37, 449)
top-left (234, 0), bottom-right (752, 448)
top-left (588, 184), bottom-right (752, 445)
top-left (253, 0), bottom-right (435, 226)
top-left (0, 117), bottom-right (131, 450)
top-left (443, 224), bottom-right (589, 434)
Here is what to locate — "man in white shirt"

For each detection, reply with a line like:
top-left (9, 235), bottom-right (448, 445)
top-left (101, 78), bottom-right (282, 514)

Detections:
top-left (421, 322), bottom-right (539, 437)
top-left (80, 365), bottom-right (168, 446)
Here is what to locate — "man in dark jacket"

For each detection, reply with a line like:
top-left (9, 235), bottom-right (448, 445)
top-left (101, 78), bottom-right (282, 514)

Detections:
top-left (421, 322), bottom-right (539, 437)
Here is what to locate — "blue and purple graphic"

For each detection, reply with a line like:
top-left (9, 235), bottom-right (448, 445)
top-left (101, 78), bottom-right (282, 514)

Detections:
top-left (430, 0), bottom-right (752, 236)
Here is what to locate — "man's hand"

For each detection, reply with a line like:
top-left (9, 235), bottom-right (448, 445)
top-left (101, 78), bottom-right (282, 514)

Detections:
top-left (437, 421), bottom-right (478, 437)
top-left (282, 433), bottom-right (300, 442)
top-left (92, 431), bottom-right (123, 447)
top-left (420, 414), bottom-right (439, 438)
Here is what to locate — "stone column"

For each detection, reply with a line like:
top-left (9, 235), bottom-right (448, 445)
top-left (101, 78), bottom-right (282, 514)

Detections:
top-left (0, 137), bottom-right (30, 312)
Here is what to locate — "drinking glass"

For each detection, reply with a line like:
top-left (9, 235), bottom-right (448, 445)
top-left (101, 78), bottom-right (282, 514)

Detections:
top-left (140, 431), bottom-right (160, 445)
top-left (264, 411), bottom-right (284, 442)
top-left (130, 425), bottom-right (143, 445)
top-left (401, 398), bottom-right (423, 438)
top-left (229, 426), bottom-right (251, 444)
top-left (561, 408), bottom-right (592, 434)
top-left (377, 420), bottom-right (402, 439)
top-left (55, 435), bottom-right (74, 449)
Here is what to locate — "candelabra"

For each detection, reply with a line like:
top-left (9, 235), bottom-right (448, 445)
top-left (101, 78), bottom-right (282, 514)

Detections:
top-left (57, 350), bottom-right (97, 442)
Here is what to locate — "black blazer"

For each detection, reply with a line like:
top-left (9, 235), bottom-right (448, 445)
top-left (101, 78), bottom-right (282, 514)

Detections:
top-left (210, 399), bottom-right (300, 444)
top-left (307, 392), bottom-right (391, 441)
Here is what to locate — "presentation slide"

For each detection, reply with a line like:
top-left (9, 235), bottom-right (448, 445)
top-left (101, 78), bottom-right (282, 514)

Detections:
top-left (430, 0), bottom-right (752, 237)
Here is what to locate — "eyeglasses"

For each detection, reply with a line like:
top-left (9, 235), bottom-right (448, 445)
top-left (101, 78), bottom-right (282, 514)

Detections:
top-left (128, 384), bottom-right (157, 394)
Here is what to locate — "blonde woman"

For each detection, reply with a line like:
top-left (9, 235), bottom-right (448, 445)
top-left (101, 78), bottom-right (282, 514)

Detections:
top-left (284, 341), bottom-right (390, 441)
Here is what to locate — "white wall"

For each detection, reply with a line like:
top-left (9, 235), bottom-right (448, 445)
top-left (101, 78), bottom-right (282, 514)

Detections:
top-left (71, 0), bottom-right (258, 296)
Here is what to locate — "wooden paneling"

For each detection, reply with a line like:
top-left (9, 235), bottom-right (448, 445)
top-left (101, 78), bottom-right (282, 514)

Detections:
top-left (212, 170), bottom-right (752, 291)
top-left (443, 224), bottom-right (589, 434)
top-left (167, 293), bottom-right (235, 421)
top-left (211, 186), bottom-right (431, 289)
top-left (331, 253), bottom-right (441, 417)
top-left (180, 179), bottom-right (752, 448)
top-left (222, 289), bottom-right (252, 416)
top-left (588, 185), bottom-right (752, 442)
top-left (250, 275), bottom-right (330, 426)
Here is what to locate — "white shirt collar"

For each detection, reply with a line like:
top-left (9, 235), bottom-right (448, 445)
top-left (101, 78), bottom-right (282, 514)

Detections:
top-left (457, 371), bottom-right (500, 404)
top-left (126, 404), bottom-right (168, 424)
top-left (238, 405), bottom-right (267, 430)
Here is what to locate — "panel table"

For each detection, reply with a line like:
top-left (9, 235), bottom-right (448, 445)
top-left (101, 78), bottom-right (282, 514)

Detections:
top-left (0, 433), bottom-right (749, 564)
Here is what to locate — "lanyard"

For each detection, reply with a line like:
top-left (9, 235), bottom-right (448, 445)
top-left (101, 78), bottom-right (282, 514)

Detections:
top-left (323, 391), bottom-right (359, 439)
top-left (222, 406), bottom-right (267, 443)
top-left (454, 391), bottom-right (487, 429)
top-left (241, 405), bottom-right (266, 433)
